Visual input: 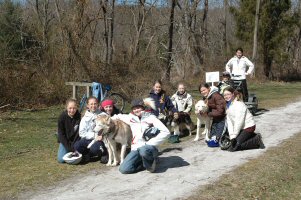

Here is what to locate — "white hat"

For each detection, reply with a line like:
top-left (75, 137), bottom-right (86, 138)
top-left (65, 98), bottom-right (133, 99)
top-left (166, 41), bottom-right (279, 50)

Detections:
top-left (63, 152), bottom-right (82, 165)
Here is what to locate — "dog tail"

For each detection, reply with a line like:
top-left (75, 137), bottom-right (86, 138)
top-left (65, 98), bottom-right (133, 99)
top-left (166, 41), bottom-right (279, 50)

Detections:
top-left (143, 97), bottom-right (156, 110)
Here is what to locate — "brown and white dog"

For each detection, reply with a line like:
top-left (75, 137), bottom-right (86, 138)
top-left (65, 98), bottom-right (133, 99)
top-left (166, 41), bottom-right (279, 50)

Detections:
top-left (94, 115), bottom-right (132, 166)
top-left (194, 100), bottom-right (212, 141)
top-left (171, 112), bottom-right (194, 137)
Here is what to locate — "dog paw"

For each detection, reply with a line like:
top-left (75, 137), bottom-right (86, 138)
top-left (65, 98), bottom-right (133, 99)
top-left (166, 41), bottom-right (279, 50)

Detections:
top-left (193, 137), bottom-right (200, 141)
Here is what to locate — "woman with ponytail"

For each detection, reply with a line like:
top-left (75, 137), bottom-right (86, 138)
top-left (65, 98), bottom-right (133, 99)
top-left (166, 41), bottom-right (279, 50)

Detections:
top-left (223, 87), bottom-right (265, 151)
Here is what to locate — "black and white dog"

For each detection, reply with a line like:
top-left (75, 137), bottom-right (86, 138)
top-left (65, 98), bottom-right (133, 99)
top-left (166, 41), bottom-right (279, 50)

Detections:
top-left (171, 112), bottom-right (194, 137)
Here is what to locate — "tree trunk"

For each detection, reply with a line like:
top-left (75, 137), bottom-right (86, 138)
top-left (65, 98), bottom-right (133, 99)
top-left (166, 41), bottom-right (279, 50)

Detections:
top-left (163, 0), bottom-right (176, 82)
top-left (223, 0), bottom-right (228, 59)
top-left (252, 0), bottom-right (260, 61)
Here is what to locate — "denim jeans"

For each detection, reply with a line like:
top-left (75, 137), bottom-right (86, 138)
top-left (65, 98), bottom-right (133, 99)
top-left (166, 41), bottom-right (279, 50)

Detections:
top-left (57, 143), bottom-right (69, 163)
top-left (210, 119), bottom-right (226, 140)
top-left (119, 145), bottom-right (159, 174)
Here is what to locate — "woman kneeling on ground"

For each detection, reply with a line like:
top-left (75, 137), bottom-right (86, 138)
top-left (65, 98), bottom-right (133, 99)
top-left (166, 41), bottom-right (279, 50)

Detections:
top-left (57, 99), bottom-right (81, 163)
top-left (223, 87), bottom-right (265, 151)
top-left (199, 83), bottom-right (226, 144)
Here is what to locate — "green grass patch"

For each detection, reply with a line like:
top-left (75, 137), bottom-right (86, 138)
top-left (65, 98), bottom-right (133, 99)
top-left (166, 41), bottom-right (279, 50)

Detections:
top-left (0, 81), bottom-right (301, 199)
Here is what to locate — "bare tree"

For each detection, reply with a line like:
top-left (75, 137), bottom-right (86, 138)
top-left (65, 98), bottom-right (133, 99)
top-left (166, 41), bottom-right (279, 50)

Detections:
top-left (163, 0), bottom-right (176, 81)
top-left (252, 0), bottom-right (260, 61)
top-left (223, 0), bottom-right (229, 59)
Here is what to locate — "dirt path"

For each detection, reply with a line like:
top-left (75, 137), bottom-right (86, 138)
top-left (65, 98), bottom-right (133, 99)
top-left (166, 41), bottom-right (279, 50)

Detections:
top-left (25, 100), bottom-right (301, 200)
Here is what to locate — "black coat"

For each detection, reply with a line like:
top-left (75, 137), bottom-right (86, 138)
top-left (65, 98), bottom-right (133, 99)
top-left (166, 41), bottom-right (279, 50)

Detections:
top-left (57, 110), bottom-right (81, 152)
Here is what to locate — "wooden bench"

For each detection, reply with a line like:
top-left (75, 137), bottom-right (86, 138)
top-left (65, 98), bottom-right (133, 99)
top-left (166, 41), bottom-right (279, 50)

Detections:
top-left (65, 82), bottom-right (92, 99)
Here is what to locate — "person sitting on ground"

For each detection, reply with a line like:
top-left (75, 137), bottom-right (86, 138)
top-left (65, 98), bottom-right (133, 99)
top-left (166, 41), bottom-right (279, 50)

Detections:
top-left (217, 71), bottom-right (234, 95)
top-left (149, 80), bottom-right (178, 125)
top-left (74, 96), bottom-right (107, 163)
top-left (170, 83), bottom-right (194, 136)
top-left (199, 83), bottom-right (226, 145)
top-left (100, 99), bottom-right (121, 116)
top-left (112, 99), bottom-right (170, 174)
top-left (223, 87), bottom-right (265, 151)
top-left (57, 98), bottom-right (81, 163)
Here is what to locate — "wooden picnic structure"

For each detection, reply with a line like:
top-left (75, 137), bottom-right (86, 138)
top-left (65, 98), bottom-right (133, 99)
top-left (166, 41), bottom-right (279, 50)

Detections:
top-left (65, 82), bottom-right (92, 99)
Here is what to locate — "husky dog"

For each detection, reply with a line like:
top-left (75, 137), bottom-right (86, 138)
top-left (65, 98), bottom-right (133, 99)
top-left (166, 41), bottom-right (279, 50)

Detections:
top-left (194, 100), bottom-right (212, 141)
top-left (94, 115), bottom-right (132, 166)
top-left (171, 112), bottom-right (194, 137)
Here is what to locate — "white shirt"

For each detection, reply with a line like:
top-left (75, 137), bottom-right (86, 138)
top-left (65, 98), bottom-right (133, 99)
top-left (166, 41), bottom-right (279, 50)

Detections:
top-left (112, 112), bottom-right (170, 150)
top-left (225, 56), bottom-right (254, 80)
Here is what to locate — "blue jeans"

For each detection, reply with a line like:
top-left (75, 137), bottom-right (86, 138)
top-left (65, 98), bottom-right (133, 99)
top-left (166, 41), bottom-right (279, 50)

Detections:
top-left (74, 138), bottom-right (105, 157)
top-left (57, 143), bottom-right (68, 163)
top-left (210, 119), bottom-right (226, 140)
top-left (119, 145), bottom-right (159, 174)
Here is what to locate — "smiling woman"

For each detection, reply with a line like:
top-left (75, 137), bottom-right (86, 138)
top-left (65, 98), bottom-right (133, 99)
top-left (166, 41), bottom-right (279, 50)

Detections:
top-left (1, 82), bottom-right (301, 199)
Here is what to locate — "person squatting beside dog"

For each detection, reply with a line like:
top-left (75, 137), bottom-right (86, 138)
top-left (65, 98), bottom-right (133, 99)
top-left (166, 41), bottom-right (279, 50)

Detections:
top-left (171, 83), bottom-right (194, 136)
top-left (149, 80), bottom-right (178, 125)
top-left (112, 99), bottom-right (170, 174)
top-left (199, 83), bottom-right (226, 146)
top-left (57, 98), bottom-right (81, 163)
top-left (223, 87), bottom-right (265, 151)
top-left (74, 96), bottom-right (107, 162)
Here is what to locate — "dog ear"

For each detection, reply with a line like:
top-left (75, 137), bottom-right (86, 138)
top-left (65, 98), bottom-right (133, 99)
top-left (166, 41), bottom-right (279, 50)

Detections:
top-left (105, 115), bottom-right (111, 123)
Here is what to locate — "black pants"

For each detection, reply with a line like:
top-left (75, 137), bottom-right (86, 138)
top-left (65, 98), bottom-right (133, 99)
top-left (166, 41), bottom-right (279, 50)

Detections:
top-left (240, 79), bottom-right (248, 102)
top-left (234, 130), bottom-right (261, 151)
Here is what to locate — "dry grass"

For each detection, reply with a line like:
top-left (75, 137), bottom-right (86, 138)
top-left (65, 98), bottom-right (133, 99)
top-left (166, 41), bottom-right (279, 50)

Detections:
top-left (187, 132), bottom-right (301, 200)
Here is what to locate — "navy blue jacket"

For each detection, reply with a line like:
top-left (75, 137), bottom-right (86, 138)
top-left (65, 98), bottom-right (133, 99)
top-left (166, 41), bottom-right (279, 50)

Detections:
top-left (149, 90), bottom-right (177, 116)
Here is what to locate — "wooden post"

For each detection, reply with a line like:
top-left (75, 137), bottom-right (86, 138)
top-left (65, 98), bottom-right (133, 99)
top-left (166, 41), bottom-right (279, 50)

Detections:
top-left (65, 82), bottom-right (93, 100)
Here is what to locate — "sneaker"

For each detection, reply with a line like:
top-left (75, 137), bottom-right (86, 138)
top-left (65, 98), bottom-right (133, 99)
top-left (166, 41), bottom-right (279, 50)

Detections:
top-left (147, 158), bottom-right (157, 173)
top-left (257, 133), bottom-right (265, 149)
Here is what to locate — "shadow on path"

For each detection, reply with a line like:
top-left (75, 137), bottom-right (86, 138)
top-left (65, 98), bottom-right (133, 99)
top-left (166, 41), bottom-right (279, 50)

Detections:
top-left (156, 156), bottom-right (190, 173)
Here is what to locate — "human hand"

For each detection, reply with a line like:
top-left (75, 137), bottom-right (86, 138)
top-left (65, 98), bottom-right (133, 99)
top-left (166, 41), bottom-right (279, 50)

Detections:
top-left (96, 135), bottom-right (103, 141)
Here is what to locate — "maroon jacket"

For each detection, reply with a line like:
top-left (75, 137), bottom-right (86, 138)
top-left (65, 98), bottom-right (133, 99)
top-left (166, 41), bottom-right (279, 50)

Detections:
top-left (207, 88), bottom-right (226, 121)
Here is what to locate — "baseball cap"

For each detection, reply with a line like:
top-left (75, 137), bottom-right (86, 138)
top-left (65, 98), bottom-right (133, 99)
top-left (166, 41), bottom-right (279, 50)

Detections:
top-left (131, 99), bottom-right (145, 109)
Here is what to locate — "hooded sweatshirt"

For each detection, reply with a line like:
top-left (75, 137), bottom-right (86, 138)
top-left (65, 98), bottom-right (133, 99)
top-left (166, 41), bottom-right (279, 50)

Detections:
top-left (149, 90), bottom-right (177, 116)
top-left (112, 111), bottom-right (170, 150)
top-left (79, 109), bottom-right (102, 140)
top-left (206, 86), bottom-right (226, 121)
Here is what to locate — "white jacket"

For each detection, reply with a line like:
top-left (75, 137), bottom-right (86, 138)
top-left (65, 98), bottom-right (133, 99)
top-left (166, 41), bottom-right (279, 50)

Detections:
top-left (226, 100), bottom-right (255, 140)
top-left (225, 56), bottom-right (254, 80)
top-left (112, 112), bottom-right (170, 150)
top-left (79, 110), bottom-right (103, 140)
top-left (171, 92), bottom-right (193, 113)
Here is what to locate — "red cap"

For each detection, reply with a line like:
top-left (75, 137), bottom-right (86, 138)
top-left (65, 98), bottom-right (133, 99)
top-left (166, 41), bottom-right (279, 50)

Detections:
top-left (101, 99), bottom-right (114, 108)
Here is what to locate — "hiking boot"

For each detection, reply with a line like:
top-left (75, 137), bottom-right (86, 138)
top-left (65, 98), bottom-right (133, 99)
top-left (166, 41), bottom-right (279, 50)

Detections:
top-left (147, 158), bottom-right (157, 173)
top-left (100, 154), bottom-right (108, 164)
top-left (257, 133), bottom-right (265, 149)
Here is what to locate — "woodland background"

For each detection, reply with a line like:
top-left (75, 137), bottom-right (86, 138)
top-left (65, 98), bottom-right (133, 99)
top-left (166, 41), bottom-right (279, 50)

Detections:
top-left (0, 0), bottom-right (300, 107)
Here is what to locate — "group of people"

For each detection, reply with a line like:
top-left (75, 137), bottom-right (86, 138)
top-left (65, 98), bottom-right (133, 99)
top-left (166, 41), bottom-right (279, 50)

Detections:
top-left (57, 47), bottom-right (265, 174)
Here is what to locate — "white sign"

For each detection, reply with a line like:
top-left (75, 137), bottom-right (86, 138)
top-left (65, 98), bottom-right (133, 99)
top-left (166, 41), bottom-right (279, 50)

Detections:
top-left (206, 71), bottom-right (220, 83)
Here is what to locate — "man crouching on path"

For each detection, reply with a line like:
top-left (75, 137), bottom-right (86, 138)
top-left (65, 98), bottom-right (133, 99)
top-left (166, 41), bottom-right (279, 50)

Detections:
top-left (112, 99), bottom-right (170, 174)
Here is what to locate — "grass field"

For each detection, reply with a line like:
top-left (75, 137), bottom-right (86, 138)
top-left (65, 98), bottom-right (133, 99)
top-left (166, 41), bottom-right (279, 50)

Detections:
top-left (0, 81), bottom-right (301, 199)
